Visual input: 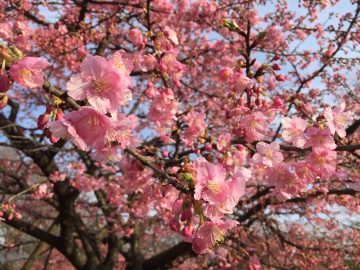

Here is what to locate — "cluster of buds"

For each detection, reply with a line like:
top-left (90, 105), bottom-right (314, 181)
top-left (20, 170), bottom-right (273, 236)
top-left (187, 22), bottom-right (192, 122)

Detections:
top-left (270, 55), bottom-right (285, 81)
top-left (37, 103), bottom-right (64, 144)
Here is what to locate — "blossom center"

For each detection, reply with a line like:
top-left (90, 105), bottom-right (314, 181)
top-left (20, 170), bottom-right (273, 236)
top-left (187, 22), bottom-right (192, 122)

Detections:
top-left (113, 58), bottom-right (127, 72)
top-left (264, 149), bottom-right (273, 158)
top-left (212, 227), bottom-right (226, 244)
top-left (207, 180), bottom-right (221, 194)
top-left (315, 156), bottom-right (326, 167)
top-left (91, 80), bottom-right (109, 93)
top-left (20, 69), bottom-right (33, 81)
top-left (88, 116), bottom-right (99, 127)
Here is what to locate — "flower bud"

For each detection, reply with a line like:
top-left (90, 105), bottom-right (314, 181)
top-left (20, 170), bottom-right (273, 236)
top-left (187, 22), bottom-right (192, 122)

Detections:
top-left (56, 109), bottom-right (64, 121)
top-left (182, 224), bottom-right (194, 238)
top-left (204, 143), bottom-right (212, 151)
top-left (37, 114), bottom-right (49, 129)
top-left (49, 135), bottom-right (59, 144)
top-left (273, 55), bottom-right (281, 61)
top-left (272, 63), bottom-right (281, 70)
top-left (169, 217), bottom-right (181, 232)
top-left (161, 150), bottom-right (169, 158)
top-left (128, 28), bottom-right (143, 47)
top-left (275, 74), bottom-right (285, 81)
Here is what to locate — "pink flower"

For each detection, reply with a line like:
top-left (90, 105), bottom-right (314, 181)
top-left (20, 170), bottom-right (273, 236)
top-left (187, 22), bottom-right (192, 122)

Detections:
top-left (0, 23), bottom-right (12, 40)
top-left (324, 103), bottom-right (353, 138)
top-left (128, 28), bottom-right (143, 47)
top-left (204, 167), bottom-right (251, 220)
top-left (238, 112), bottom-right (268, 143)
top-left (306, 150), bottom-right (337, 179)
top-left (107, 113), bottom-right (139, 149)
top-left (266, 164), bottom-right (304, 199)
top-left (192, 220), bottom-right (238, 254)
top-left (159, 51), bottom-right (184, 86)
top-left (163, 26), bottom-right (179, 45)
top-left (183, 111), bottom-right (206, 147)
top-left (9, 57), bottom-right (50, 88)
top-left (304, 127), bottom-right (337, 153)
top-left (281, 117), bottom-right (307, 148)
top-left (232, 72), bottom-right (253, 93)
top-left (108, 50), bottom-right (134, 76)
top-left (223, 148), bottom-right (248, 172)
top-left (67, 55), bottom-right (132, 114)
top-left (226, 167), bottom-right (251, 207)
top-left (193, 158), bottom-right (229, 205)
top-left (47, 106), bottom-right (113, 150)
top-left (148, 88), bottom-right (179, 123)
top-left (253, 142), bottom-right (283, 167)
top-left (91, 147), bottom-right (122, 162)
top-left (217, 133), bottom-right (232, 151)
top-left (293, 161), bottom-right (316, 184)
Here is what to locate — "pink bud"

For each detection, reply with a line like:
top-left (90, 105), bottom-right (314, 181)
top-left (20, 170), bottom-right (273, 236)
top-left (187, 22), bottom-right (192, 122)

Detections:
top-left (172, 198), bottom-right (183, 214)
top-left (273, 97), bottom-right (284, 109)
top-left (272, 63), bottom-right (281, 70)
top-left (56, 109), bottom-right (64, 120)
top-left (161, 151), bottom-right (169, 158)
top-left (128, 28), bottom-right (143, 47)
top-left (273, 55), bottom-right (281, 61)
top-left (204, 143), bottom-right (212, 151)
top-left (49, 135), bottom-right (59, 144)
top-left (275, 74), bottom-right (285, 81)
top-left (0, 72), bottom-right (11, 93)
top-left (169, 217), bottom-right (181, 232)
top-left (235, 144), bottom-right (244, 151)
top-left (182, 224), bottom-right (194, 238)
top-left (37, 114), bottom-right (49, 129)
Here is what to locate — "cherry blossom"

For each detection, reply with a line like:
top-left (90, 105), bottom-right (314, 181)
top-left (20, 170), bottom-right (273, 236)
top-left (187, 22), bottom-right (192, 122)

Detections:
top-left (238, 111), bottom-right (268, 143)
top-left (304, 127), bottom-right (337, 153)
top-left (9, 57), bottom-right (50, 88)
top-left (307, 150), bottom-right (337, 179)
top-left (192, 220), bottom-right (238, 254)
top-left (252, 142), bottom-right (284, 167)
top-left (194, 158), bottom-right (229, 205)
top-left (282, 117), bottom-right (307, 147)
top-left (67, 55), bottom-right (132, 114)
top-left (324, 102), bottom-right (353, 138)
top-left (47, 106), bottom-right (113, 150)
